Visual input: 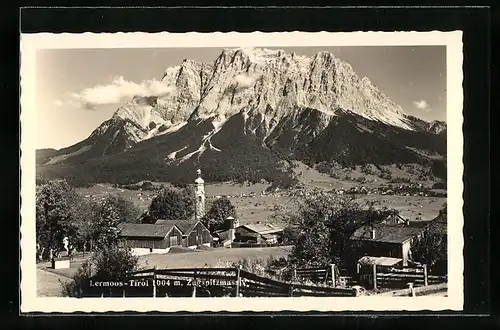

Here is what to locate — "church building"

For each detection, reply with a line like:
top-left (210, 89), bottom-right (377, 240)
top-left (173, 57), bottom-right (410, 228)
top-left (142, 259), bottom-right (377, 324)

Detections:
top-left (117, 169), bottom-right (213, 255)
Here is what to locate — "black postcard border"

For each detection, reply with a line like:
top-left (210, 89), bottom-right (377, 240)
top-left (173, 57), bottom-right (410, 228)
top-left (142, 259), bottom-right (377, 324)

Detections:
top-left (8, 4), bottom-right (494, 328)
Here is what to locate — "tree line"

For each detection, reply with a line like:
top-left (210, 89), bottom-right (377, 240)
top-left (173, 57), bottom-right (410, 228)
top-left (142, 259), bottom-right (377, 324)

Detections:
top-left (36, 180), bottom-right (238, 261)
top-left (270, 189), bottom-right (448, 275)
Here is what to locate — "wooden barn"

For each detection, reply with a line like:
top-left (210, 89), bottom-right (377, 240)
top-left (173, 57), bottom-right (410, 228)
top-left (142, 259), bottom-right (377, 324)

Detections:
top-left (234, 223), bottom-right (284, 245)
top-left (154, 219), bottom-right (213, 249)
top-left (349, 223), bottom-right (426, 266)
top-left (118, 220), bottom-right (213, 256)
top-left (117, 223), bottom-right (184, 256)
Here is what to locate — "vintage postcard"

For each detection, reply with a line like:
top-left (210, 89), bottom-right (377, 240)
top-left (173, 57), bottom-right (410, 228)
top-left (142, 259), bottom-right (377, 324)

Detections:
top-left (20, 31), bottom-right (463, 312)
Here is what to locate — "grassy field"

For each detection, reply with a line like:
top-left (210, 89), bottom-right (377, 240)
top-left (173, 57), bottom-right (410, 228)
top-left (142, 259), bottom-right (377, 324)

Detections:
top-left (74, 161), bottom-right (445, 225)
top-left (139, 246), bottom-right (292, 269)
top-left (76, 179), bottom-right (445, 225)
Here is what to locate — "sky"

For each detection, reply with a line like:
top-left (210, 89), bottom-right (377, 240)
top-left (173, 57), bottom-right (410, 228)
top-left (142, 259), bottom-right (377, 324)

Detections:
top-left (35, 46), bottom-right (446, 150)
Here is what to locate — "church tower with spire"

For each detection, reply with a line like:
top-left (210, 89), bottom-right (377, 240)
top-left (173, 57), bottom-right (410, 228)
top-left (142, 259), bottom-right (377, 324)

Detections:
top-left (194, 169), bottom-right (205, 221)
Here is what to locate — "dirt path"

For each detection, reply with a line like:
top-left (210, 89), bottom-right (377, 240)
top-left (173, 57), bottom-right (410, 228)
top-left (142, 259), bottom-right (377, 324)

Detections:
top-left (36, 268), bottom-right (71, 297)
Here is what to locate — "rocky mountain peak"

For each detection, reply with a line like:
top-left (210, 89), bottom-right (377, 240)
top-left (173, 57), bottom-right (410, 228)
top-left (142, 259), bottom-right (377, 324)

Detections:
top-left (114, 47), bottom-right (417, 143)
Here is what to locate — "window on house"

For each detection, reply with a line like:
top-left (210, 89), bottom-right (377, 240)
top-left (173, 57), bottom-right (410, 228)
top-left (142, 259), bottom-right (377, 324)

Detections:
top-left (170, 236), bottom-right (178, 246)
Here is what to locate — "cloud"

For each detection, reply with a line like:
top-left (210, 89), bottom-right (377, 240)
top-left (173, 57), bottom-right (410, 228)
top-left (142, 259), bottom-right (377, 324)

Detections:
top-left (65, 76), bottom-right (176, 110)
top-left (413, 100), bottom-right (431, 112)
top-left (54, 99), bottom-right (63, 107)
top-left (233, 73), bottom-right (261, 89)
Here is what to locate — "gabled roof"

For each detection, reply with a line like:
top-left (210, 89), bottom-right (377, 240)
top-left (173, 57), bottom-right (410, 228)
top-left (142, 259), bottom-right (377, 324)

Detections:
top-left (239, 223), bottom-right (283, 235)
top-left (351, 223), bottom-right (424, 244)
top-left (117, 223), bottom-right (174, 239)
top-left (154, 219), bottom-right (199, 235)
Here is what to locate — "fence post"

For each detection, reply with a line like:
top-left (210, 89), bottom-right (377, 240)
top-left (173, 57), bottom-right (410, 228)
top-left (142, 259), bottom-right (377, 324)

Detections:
top-left (331, 264), bottom-right (336, 287)
top-left (235, 265), bottom-right (241, 297)
top-left (407, 282), bottom-right (415, 297)
top-left (293, 265), bottom-right (297, 281)
top-left (372, 264), bottom-right (377, 290)
top-left (153, 266), bottom-right (157, 298)
top-left (288, 284), bottom-right (293, 297)
top-left (423, 264), bottom-right (428, 286)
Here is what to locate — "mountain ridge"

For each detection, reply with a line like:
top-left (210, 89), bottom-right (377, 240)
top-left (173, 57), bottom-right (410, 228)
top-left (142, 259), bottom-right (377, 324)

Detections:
top-left (36, 47), bottom-right (447, 187)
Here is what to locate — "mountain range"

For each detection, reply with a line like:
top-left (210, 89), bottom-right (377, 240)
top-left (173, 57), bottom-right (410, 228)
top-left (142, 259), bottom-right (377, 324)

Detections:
top-left (36, 48), bottom-right (447, 187)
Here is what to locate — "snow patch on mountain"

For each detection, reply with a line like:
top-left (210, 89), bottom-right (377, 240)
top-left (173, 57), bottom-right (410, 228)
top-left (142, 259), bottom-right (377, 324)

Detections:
top-left (166, 146), bottom-right (188, 161)
top-left (78, 47), bottom-right (427, 159)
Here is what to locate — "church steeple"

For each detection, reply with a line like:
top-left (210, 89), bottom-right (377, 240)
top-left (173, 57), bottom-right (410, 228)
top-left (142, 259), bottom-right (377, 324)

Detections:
top-left (194, 169), bottom-right (205, 221)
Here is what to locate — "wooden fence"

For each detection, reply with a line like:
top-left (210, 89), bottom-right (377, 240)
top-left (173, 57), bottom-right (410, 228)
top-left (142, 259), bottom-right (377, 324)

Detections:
top-left (86, 266), bottom-right (358, 298)
top-left (291, 265), bottom-right (356, 288)
top-left (359, 265), bottom-right (447, 290)
top-left (378, 282), bottom-right (448, 297)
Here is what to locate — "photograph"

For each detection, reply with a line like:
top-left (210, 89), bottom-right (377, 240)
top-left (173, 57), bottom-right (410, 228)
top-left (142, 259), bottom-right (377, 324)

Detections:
top-left (20, 31), bottom-right (463, 312)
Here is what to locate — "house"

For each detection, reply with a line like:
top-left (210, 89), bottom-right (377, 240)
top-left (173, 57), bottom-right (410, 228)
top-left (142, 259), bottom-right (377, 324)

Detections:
top-left (118, 220), bottom-right (213, 256)
top-left (154, 219), bottom-right (213, 249)
top-left (349, 223), bottom-right (426, 266)
top-left (117, 223), bottom-right (184, 256)
top-left (234, 223), bottom-right (284, 245)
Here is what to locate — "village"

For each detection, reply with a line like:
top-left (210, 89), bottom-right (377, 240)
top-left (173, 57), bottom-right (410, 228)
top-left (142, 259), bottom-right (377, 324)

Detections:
top-left (37, 168), bottom-right (448, 298)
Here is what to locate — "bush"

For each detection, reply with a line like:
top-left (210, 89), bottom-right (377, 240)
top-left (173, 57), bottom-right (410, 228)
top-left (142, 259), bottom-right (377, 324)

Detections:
top-left (61, 260), bottom-right (93, 298)
top-left (61, 246), bottom-right (140, 297)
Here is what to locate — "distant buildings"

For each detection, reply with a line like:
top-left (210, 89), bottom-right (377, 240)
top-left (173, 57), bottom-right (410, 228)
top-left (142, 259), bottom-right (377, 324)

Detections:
top-left (234, 223), bottom-right (284, 245)
top-left (213, 219), bottom-right (285, 247)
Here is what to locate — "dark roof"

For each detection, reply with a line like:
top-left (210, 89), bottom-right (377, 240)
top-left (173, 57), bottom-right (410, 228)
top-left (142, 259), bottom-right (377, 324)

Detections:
top-left (351, 223), bottom-right (424, 244)
top-left (154, 219), bottom-right (198, 234)
top-left (117, 223), bottom-right (174, 239)
top-left (214, 229), bottom-right (231, 241)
